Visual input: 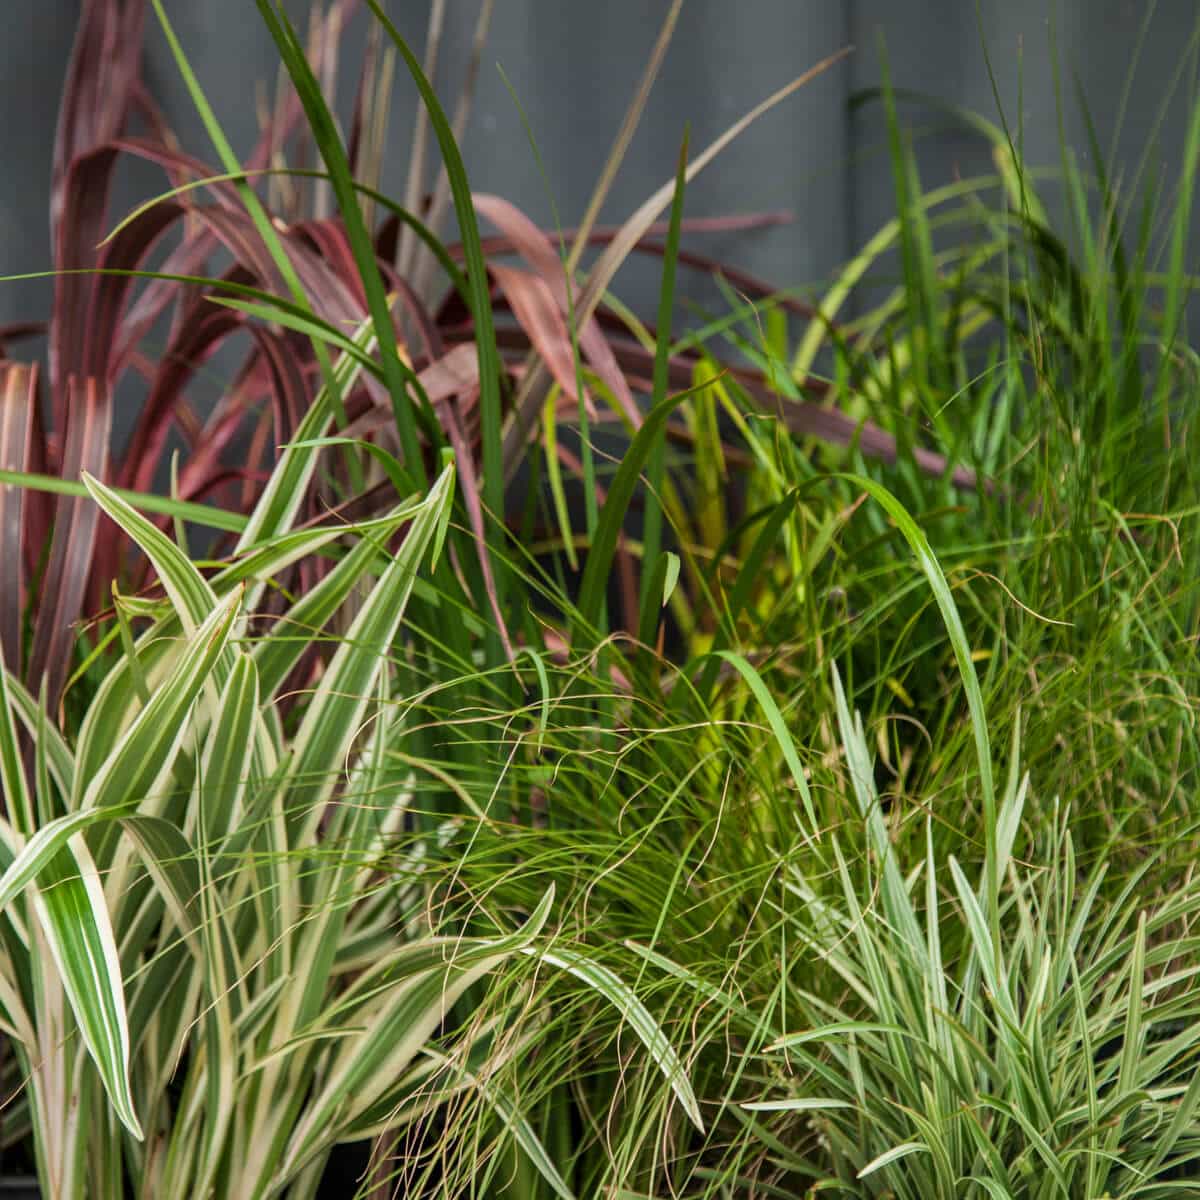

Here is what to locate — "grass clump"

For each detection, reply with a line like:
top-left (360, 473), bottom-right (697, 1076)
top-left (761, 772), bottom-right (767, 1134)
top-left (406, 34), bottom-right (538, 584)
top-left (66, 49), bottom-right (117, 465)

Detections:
top-left (0, 2), bottom-right (1199, 1198)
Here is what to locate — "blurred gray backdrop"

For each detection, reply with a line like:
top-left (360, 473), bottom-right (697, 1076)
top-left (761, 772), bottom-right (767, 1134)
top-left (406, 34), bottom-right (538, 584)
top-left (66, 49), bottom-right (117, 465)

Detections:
top-left (3, 1), bottom-right (1198, 331)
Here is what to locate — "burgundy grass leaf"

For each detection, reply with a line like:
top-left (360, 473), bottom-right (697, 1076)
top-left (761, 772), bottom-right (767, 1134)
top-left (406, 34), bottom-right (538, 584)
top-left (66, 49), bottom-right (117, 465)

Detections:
top-left (21, 374), bottom-right (52, 576)
top-left (500, 50), bottom-right (853, 482)
top-left (0, 364), bottom-right (37, 673)
top-left (294, 218), bottom-right (369, 312)
top-left (113, 200), bottom-right (386, 496)
top-left (470, 211), bottom-right (794, 261)
top-left (466, 323), bottom-right (979, 493)
top-left (50, 147), bottom-right (121, 413)
top-left (488, 265), bottom-right (589, 411)
top-left (91, 201), bottom-right (188, 376)
top-left (632, 239), bottom-right (829, 322)
top-left (0, 324), bottom-right (47, 357)
top-left (416, 211), bottom-right (787, 329)
top-left (346, 22), bottom-right (375, 180)
top-left (417, 341), bottom-right (478, 403)
top-left (192, 207), bottom-right (374, 334)
top-left (51, 0), bottom-right (145, 241)
top-left (129, 83), bottom-right (187, 175)
top-left (121, 295), bottom-right (244, 494)
top-left (243, 405), bottom-right (280, 515)
top-left (161, 323), bottom-right (312, 564)
top-left (106, 138), bottom-right (255, 353)
top-left (474, 194), bottom-right (640, 428)
top-left (26, 376), bottom-right (112, 710)
top-left (250, 327), bottom-right (313, 461)
top-left (340, 343), bottom-right (477, 442)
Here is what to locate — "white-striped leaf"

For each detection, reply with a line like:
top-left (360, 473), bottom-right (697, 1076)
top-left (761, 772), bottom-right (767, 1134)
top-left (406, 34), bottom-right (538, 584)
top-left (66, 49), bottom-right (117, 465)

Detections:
top-left (189, 656), bottom-right (260, 1196)
top-left (0, 640), bottom-right (34, 837)
top-left (78, 588), bottom-right (242, 813)
top-left (211, 506), bottom-right (421, 609)
top-left (0, 667), bottom-right (74, 799)
top-left (197, 651), bottom-right (263, 845)
top-left (28, 832), bottom-right (142, 1138)
top-left (83, 471), bottom-right (218, 638)
top-left (249, 500), bottom-right (417, 700)
top-left (284, 464), bottom-right (455, 831)
top-left (236, 317), bottom-right (377, 552)
top-left (0, 804), bottom-right (207, 954)
top-left (741, 1098), bottom-right (853, 1112)
top-left (277, 886), bottom-right (554, 1185)
top-left (858, 1141), bottom-right (929, 1178)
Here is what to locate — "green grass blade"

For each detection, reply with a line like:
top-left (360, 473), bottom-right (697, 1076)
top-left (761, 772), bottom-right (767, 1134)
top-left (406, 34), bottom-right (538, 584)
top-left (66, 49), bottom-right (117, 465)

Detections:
top-left (104, 166), bottom-right (469, 302)
top-left (878, 45), bottom-right (944, 400)
top-left (576, 387), bottom-right (697, 637)
top-left (1151, 70), bottom-right (1200, 423)
top-left (637, 131), bottom-right (689, 633)
top-left (691, 488), bottom-right (804, 703)
top-left (205, 297), bottom-right (384, 376)
top-left (715, 650), bottom-right (816, 836)
top-left (364, 0), bottom-right (507, 603)
top-left (540, 390), bottom-right (578, 571)
top-left (249, 503), bottom-right (413, 700)
top-left (215, 510), bottom-right (420, 603)
top-left (254, 0), bottom-right (429, 483)
top-left (278, 889), bottom-right (555, 1185)
top-left (148, 0), bottom-right (362, 492)
top-left (0, 467), bottom-right (246, 533)
top-left (520, 944), bottom-right (704, 1132)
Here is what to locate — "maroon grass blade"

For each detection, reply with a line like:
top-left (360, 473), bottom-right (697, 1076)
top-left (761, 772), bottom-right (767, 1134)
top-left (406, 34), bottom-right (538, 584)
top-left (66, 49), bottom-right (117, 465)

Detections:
top-left (120, 293), bottom-right (245, 494)
top-left (0, 324), bottom-right (46, 356)
top-left (489, 264), bottom-right (589, 411)
top-left (26, 376), bottom-right (113, 711)
top-left (51, 0), bottom-right (146, 242)
top-left (474, 194), bottom-right (640, 428)
top-left (0, 364), bottom-right (37, 674)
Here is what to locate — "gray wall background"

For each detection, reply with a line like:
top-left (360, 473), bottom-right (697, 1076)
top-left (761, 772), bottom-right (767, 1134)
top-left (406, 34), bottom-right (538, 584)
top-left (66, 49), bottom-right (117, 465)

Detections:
top-left (3, 1), bottom-right (1199, 335)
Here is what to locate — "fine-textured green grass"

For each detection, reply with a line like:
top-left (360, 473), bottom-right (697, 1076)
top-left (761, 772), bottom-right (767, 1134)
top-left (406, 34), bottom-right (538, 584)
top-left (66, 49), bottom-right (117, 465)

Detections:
top-left (393, 31), bottom-right (1200, 1199)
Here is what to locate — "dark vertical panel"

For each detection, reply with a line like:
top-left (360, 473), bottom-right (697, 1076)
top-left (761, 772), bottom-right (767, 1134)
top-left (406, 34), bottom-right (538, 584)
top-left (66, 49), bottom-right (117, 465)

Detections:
top-left (848, 0), bottom-right (1200, 261)
top-left (849, 1), bottom-right (1061, 252)
top-left (0, 1), bottom-right (78, 329)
